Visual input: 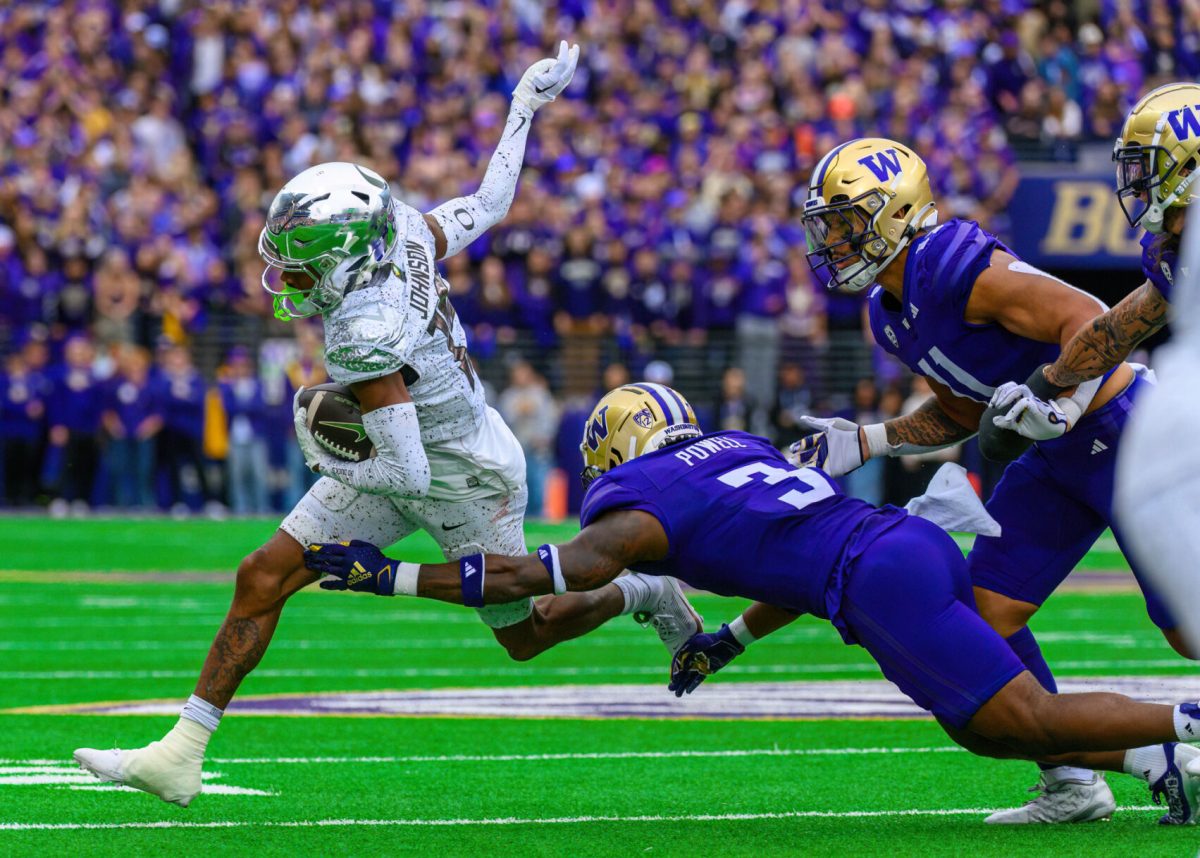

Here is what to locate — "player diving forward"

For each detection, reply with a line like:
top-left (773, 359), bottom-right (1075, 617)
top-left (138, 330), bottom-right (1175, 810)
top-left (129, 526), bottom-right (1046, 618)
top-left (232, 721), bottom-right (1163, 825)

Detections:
top-left (789, 137), bottom-right (1197, 824)
top-left (979, 83), bottom-right (1200, 652)
top-left (73, 42), bottom-right (700, 808)
top-left (306, 383), bottom-right (1200, 823)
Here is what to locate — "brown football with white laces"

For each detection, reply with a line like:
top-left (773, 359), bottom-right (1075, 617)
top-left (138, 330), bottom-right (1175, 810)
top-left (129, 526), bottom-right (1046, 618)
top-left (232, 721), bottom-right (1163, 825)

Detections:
top-left (297, 383), bottom-right (376, 462)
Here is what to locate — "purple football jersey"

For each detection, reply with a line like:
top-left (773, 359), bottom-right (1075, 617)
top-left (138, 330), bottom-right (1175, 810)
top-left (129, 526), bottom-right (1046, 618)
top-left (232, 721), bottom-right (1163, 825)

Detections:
top-left (580, 431), bottom-right (907, 627)
top-left (868, 219), bottom-right (1060, 404)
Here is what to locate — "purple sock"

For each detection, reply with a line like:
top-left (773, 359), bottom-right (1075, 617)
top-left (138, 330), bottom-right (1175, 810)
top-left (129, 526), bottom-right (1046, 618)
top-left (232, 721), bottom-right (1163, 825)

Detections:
top-left (1006, 626), bottom-right (1060, 772)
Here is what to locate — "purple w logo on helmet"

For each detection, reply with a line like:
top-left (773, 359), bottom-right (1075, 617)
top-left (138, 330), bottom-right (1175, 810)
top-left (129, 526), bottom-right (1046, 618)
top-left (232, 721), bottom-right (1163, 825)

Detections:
top-left (1166, 105), bottom-right (1200, 141)
top-left (584, 405), bottom-right (610, 452)
top-left (858, 149), bottom-right (903, 182)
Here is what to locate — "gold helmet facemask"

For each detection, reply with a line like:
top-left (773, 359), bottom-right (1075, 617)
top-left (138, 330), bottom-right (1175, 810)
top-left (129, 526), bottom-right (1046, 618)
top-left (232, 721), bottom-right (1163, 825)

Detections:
top-left (803, 138), bottom-right (939, 292)
top-left (1114, 82), bottom-right (1200, 234)
top-left (580, 383), bottom-right (701, 489)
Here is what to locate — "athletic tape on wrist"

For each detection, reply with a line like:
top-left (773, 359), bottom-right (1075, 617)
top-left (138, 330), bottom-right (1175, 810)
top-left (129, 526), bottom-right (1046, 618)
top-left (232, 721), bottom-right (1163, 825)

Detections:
top-left (728, 615), bottom-right (756, 647)
top-left (1055, 397), bottom-right (1083, 429)
top-left (537, 544), bottom-right (567, 595)
top-left (394, 562), bottom-right (420, 597)
top-left (862, 423), bottom-right (893, 459)
top-left (459, 553), bottom-right (486, 607)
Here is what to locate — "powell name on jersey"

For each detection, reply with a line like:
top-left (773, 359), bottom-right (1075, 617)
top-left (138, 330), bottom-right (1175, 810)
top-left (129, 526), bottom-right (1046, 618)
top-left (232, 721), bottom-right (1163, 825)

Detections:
top-left (323, 203), bottom-right (486, 444)
top-left (868, 218), bottom-right (1062, 404)
top-left (580, 431), bottom-right (907, 639)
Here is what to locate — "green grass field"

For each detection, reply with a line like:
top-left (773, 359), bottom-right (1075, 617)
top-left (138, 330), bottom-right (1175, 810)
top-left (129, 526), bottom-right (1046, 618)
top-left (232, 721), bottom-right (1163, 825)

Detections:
top-left (1, 517), bottom-right (1197, 856)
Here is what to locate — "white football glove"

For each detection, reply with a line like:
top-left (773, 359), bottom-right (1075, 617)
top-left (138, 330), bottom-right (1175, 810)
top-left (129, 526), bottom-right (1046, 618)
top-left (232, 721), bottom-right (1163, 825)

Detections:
top-left (786, 416), bottom-right (865, 477)
top-left (513, 40), bottom-right (580, 113)
top-left (989, 382), bottom-right (1070, 441)
top-left (293, 386), bottom-right (333, 473)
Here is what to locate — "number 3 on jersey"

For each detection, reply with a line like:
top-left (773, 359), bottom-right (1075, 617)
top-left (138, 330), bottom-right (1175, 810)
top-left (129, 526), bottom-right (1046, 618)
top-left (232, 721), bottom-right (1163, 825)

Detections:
top-left (717, 461), bottom-right (835, 511)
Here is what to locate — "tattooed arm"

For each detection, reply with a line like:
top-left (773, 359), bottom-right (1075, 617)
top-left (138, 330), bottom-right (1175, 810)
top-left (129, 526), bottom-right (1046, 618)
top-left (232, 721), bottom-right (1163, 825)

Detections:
top-left (1043, 281), bottom-right (1169, 388)
top-left (412, 510), bottom-right (669, 605)
top-left (792, 378), bottom-right (979, 474)
top-left (874, 377), bottom-right (982, 455)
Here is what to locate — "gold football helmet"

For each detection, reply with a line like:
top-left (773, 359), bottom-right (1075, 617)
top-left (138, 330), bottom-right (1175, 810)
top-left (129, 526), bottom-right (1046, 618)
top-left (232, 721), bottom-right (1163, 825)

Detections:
top-left (580, 383), bottom-right (701, 489)
top-left (1114, 82), bottom-right (1200, 233)
top-left (802, 138), bottom-right (939, 292)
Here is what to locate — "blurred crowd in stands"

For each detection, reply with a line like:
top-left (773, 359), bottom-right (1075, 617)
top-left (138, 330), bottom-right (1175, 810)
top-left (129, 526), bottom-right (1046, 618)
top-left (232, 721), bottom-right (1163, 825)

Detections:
top-left (2, 0), bottom-right (1195, 513)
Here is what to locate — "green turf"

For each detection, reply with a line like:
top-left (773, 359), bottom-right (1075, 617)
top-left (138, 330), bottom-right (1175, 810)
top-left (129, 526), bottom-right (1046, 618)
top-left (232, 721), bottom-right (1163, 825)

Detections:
top-left (0, 516), bottom-right (1132, 572)
top-left (0, 517), bottom-right (1186, 855)
top-left (0, 586), bottom-right (1188, 712)
top-left (1, 716), bottom-right (1196, 856)
top-left (0, 516), bottom-right (583, 573)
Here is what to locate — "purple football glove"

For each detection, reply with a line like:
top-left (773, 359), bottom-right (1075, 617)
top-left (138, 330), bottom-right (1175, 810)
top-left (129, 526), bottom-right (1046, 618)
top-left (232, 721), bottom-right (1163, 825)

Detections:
top-left (305, 539), bottom-right (397, 595)
top-left (669, 623), bottom-right (745, 697)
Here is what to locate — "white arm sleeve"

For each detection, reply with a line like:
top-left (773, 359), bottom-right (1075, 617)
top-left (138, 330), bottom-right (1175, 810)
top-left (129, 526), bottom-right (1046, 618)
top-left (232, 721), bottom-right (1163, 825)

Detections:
top-left (320, 403), bottom-right (431, 498)
top-left (427, 104), bottom-right (534, 259)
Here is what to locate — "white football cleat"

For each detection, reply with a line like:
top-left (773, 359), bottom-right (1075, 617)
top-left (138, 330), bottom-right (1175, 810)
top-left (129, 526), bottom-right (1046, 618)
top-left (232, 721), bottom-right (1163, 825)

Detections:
top-left (629, 574), bottom-right (703, 655)
top-left (74, 719), bottom-right (209, 808)
top-left (984, 770), bottom-right (1115, 824)
top-left (1151, 743), bottom-right (1200, 824)
top-left (1185, 753), bottom-right (1200, 778)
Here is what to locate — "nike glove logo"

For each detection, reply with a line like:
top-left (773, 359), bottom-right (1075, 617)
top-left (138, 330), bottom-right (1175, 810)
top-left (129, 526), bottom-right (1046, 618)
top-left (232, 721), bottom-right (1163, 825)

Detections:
top-left (534, 83), bottom-right (554, 94)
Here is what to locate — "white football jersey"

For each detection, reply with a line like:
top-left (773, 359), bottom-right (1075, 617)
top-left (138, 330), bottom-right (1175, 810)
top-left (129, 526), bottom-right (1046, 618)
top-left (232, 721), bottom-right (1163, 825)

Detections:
top-left (323, 203), bottom-right (486, 443)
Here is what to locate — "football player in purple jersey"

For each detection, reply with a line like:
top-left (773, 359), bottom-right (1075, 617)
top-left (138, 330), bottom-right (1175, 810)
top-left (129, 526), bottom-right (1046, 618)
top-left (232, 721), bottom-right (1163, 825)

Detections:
top-left (794, 137), bottom-right (1196, 823)
top-left (308, 383), bottom-right (1200, 825)
top-left (982, 83), bottom-right (1200, 672)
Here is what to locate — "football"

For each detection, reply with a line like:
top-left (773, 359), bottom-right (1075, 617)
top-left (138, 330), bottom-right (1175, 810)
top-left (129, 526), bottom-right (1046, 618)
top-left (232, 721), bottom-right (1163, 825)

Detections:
top-left (977, 401), bottom-right (1035, 463)
top-left (297, 383), bottom-right (375, 462)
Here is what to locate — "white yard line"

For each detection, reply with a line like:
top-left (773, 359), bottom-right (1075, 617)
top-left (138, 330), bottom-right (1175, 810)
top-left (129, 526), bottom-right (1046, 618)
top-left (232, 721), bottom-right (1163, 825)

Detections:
top-left (0, 635), bottom-right (652, 652)
top-left (0, 628), bottom-right (1162, 652)
top-left (5, 657), bottom-right (1196, 681)
top-left (0, 664), bottom-right (881, 680)
top-left (0, 611), bottom-right (480, 629)
top-left (0, 806), bottom-right (1163, 831)
top-left (0, 746), bottom-right (969, 766)
top-left (65, 784), bottom-right (277, 797)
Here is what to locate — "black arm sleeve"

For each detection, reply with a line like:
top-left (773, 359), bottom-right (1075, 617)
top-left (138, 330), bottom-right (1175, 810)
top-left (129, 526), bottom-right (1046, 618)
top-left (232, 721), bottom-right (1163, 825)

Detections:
top-left (976, 363), bottom-right (1071, 463)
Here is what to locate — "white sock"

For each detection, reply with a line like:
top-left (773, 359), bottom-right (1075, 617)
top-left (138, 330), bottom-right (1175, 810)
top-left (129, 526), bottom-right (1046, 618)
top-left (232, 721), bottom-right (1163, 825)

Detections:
top-left (1124, 744), bottom-right (1171, 783)
top-left (1040, 765), bottom-right (1097, 785)
top-left (1174, 704), bottom-right (1200, 742)
top-left (180, 694), bottom-right (223, 732)
top-left (613, 573), bottom-right (656, 616)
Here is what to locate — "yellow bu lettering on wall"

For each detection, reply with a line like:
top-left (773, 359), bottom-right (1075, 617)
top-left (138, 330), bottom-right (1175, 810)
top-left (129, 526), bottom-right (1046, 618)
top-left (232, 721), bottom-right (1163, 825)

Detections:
top-left (1041, 181), bottom-right (1141, 258)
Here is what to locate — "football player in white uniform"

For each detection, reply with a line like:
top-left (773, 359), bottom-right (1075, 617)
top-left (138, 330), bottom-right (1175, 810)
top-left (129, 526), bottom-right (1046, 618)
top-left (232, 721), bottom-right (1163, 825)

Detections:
top-left (74, 42), bottom-right (701, 807)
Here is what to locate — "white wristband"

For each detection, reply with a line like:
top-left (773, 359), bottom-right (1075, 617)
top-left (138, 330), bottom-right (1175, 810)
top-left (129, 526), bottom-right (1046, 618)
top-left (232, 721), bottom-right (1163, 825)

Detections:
top-left (537, 544), bottom-right (567, 595)
top-left (1054, 396), bottom-right (1083, 429)
top-left (728, 615), bottom-right (757, 647)
top-left (863, 423), bottom-right (892, 459)
top-left (547, 544), bottom-right (567, 595)
top-left (393, 562), bottom-right (421, 597)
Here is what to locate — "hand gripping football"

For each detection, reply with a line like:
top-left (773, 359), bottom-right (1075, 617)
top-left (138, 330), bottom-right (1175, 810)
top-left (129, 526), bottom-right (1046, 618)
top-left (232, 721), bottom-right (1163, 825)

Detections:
top-left (296, 383), bottom-right (376, 462)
